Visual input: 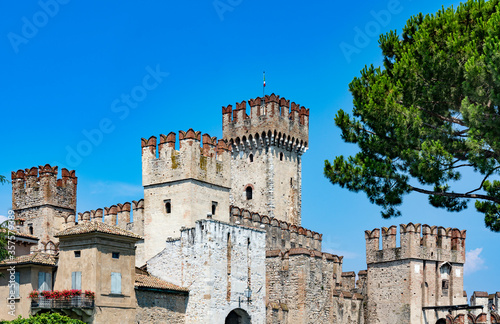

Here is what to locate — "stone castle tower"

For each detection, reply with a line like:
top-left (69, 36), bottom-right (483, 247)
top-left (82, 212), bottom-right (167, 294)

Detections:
top-left (141, 129), bottom-right (231, 261)
top-left (222, 94), bottom-right (309, 225)
top-left (364, 223), bottom-right (467, 323)
top-left (11, 165), bottom-right (77, 253)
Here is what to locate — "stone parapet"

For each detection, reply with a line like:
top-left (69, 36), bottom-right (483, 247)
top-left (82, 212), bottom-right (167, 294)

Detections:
top-left (365, 223), bottom-right (466, 264)
top-left (142, 129), bottom-right (230, 188)
top-left (222, 94), bottom-right (309, 153)
top-left (12, 165), bottom-right (77, 211)
top-left (229, 206), bottom-right (321, 251)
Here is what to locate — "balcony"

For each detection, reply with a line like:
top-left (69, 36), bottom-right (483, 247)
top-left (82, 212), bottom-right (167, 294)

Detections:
top-left (31, 296), bottom-right (94, 309)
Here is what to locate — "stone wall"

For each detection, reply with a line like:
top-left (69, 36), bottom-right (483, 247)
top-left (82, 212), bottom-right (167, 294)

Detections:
top-left (141, 129), bottom-right (231, 261)
top-left (229, 206), bottom-right (321, 252)
top-left (265, 248), bottom-right (360, 323)
top-left (147, 219), bottom-right (266, 324)
top-left (222, 94), bottom-right (308, 225)
top-left (12, 165), bottom-right (77, 252)
top-left (135, 290), bottom-right (187, 324)
top-left (365, 223), bottom-right (467, 324)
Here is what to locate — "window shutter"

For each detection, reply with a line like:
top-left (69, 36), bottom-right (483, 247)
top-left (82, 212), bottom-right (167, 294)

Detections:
top-left (72, 271), bottom-right (81, 290)
top-left (14, 272), bottom-right (20, 298)
top-left (45, 272), bottom-right (52, 290)
top-left (111, 272), bottom-right (121, 294)
top-left (39, 271), bottom-right (47, 291)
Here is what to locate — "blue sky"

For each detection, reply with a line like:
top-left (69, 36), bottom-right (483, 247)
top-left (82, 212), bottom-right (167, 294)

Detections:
top-left (0, 0), bottom-right (498, 295)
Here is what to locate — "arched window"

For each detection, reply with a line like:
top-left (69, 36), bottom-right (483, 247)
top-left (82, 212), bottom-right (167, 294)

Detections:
top-left (165, 201), bottom-right (171, 214)
top-left (246, 187), bottom-right (253, 200)
top-left (249, 154), bottom-right (254, 162)
top-left (280, 152), bottom-right (283, 161)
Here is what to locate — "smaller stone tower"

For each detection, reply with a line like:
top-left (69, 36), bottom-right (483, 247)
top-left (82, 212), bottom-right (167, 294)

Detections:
top-left (365, 223), bottom-right (467, 324)
top-left (141, 129), bottom-right (231, 261)
top-left (222, 94), bottom-right (309, 226)
top-left (11, 164), bottom-right (77, 253)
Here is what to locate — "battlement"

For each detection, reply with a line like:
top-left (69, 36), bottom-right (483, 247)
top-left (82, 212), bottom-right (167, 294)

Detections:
top-left (11, 164), bottom-right (77, 211)
top-left (141, 129), bottom-right (231, 188)
top-left (365, 223), bottom-right (466, 264)
top-left (229, 206), bottom-right (322, 251)
top-left (66, 199), bottom-right (145, 235)
top-left (222, 94), bottom-right (309, 152)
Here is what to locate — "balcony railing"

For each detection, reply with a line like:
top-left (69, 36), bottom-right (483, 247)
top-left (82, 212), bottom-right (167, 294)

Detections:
top-left (31, 296), bottom-right (94, 309)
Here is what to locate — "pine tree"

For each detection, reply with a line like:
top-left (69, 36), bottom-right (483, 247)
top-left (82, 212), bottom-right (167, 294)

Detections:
top-left (325, 0), bottom-right (500, 232)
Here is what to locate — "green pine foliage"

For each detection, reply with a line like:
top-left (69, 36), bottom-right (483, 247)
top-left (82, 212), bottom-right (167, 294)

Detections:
top-left (325, 0), bottom-right (500, 232)
top-left (1, 313), bottom-right (85, 324)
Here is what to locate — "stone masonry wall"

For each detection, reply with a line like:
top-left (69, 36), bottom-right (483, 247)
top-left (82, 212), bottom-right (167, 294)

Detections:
top-left (365, 223), bottom-right (467, 324)
top-left (147, 219), bottom-right (266, 324)
top-left (229, 206), bottom-right (321, 252)
top-left (222, 94), bottom-right (308, 225)
top-left (141, 130), bottom-right (232, 261)
top-left (135, 290), bottom-right (187, 324)
top-left (12, 165), bottom-right (77, 252)
top-left (265, 248), bottom-right (361, 324)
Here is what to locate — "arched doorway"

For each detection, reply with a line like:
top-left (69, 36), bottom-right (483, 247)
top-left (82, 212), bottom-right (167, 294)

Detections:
top-left (225, 308), bottom-right (251, 324)
top-left (436, 319), bottom-right (447, 324)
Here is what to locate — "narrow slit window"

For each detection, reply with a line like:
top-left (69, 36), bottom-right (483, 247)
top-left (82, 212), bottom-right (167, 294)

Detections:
top-left (280, 152), bottom-right (283, 161)
top-left (249, 154), bottom-right (254, 162)
top-left (246, 187), bottom-right (253, 200)
top-left (212, 201), bottom-right (218, 216)
top-left (165, 200), bottom-right (171, 214)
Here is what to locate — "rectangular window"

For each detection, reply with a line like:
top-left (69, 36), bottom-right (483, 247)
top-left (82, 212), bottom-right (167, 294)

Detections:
top-left (13, 272), bottom-right (20, 298)
top-left (72, 271), bottom-right (81, 290)
top-left (112, 252), bottom-right (120, 259)
top-left (38, 271), bottom-right (52, 291)
top-left (74, 251), bottom-right (81, 258)
top-left (111, 272), bottom-right (121, 294)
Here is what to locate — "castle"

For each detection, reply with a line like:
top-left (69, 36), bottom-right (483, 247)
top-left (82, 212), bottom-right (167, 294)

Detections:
top-left (1, 94), bottom-right (499, 323)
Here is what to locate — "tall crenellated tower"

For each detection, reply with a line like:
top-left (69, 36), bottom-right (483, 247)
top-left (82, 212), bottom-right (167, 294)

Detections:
top-left (141, 129), bottom-right (231, 261)
top-left (11, 164), bottom-right (77, 253)
top-left (364, 223), bottom-right (467, 324)
top-left (222, 94), bottom-right (309, 226)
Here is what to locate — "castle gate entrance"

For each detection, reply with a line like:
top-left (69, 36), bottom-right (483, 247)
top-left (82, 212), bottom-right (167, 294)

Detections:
top-left (225, 308), bottom-right (251, 324)
top-left (436, 319), bottom-right (447, 324)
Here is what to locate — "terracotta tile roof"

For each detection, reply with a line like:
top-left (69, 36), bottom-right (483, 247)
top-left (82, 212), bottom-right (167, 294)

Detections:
top-left (358, 270), bottom-right (367, 276)
top-left (266, 250), bottom-right (281, 257)
top-left (0, 229), bottom-right (39, 240)
top-left (0, 252), bottom-right (56, 267)
top-left (55, 221), bottom-right (142, 239)
top-left (473, 291), bottom-right (489, 298)
top-left (353, 293), bottom-right (364, 300)
top-left (135, 274), bottom-right (188, 292)
top-left (342, 271), bottom-right (355, 277)
top-left (463, 291), bottom-right (467, 297)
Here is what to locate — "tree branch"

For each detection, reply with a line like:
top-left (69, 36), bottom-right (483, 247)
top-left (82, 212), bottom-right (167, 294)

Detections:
top-left (409, 185), bottom-right (500, 203)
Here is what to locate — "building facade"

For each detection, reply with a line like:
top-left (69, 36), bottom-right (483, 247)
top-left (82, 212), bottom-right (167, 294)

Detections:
top-left (1, 94), bottom-right (499, 324)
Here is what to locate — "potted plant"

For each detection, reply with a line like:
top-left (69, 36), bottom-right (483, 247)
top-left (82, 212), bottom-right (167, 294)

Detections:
top-left (84, 290), bottom-right (95, 307)
top-left (71, 289), bottom-right (81, 306)
top-left (40, 290), bottom-right (52, 307)
top-left (29, 290), bottom-right (39, 307)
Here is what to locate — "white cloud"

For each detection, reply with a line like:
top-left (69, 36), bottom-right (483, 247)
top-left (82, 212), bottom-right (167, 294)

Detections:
top-left (464, 248), bottom-right (487, 275)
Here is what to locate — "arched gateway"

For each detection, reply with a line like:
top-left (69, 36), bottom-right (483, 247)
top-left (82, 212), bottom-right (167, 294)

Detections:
top-left (225, 308), bottom-right (251, 324)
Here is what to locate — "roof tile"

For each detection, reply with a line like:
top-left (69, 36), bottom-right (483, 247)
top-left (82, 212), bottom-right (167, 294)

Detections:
top-left (56, 222), bottom-right (142, 239)
top-left (135, 274), bottom-right (188, 292)
top-left (0, 252), bottom-right (56, 266)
